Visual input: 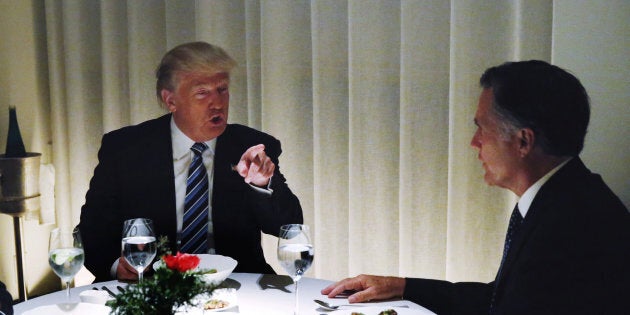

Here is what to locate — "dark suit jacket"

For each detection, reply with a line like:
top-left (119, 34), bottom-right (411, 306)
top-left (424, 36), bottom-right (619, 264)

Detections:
top-left (0, 281), bottom-right (13, 315)
top-left (78, 114), bottom-right (303, 281)
top-left (404, 158), bottom-right (630, 314)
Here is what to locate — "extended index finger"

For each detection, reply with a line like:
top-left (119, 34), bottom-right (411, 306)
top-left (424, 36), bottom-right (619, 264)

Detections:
top-left (242, 144), bottom-right (266, 161)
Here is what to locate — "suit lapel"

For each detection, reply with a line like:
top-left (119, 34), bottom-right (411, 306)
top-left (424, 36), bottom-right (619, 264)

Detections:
top-left (143, 114), bottom-right (178, 245)
top-left (214, 125), bottom-right (243, 184)
top-left (493, 158), bottom-right (585, 290)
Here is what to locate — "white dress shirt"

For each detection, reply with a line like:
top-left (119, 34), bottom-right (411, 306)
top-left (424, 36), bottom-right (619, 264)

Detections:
top-left (517, 158), bottom-right (572, 218)
top-left (170, 118), bottom-right (216, 246)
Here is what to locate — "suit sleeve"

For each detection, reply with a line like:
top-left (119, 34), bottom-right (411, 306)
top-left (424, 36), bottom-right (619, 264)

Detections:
top-left (247, 136), bottom-right (303, 236)
top-left (77, 134), bottom-right (123, 281)
top-left (404, 278), bottom-right (492, 315)
top-left (0, 281), bottom-right (13, 315)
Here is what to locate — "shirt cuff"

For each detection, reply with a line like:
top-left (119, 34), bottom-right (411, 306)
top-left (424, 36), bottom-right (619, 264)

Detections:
top-left (110, 258), bottom-right (119, 279)
top-left (248, 176), bottom-right (273, 195)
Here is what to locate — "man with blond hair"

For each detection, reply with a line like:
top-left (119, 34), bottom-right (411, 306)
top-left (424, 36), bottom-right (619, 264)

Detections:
top-left (79, 42), bottom-right (303, 281)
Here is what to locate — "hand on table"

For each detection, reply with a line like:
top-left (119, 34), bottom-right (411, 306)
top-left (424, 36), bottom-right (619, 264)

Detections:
top-left (116, 256), bottom-right (138, 281)
top-left (233, 144), bottom-right (275, 187)
top-left (321, 274), bottom-right (406, 303)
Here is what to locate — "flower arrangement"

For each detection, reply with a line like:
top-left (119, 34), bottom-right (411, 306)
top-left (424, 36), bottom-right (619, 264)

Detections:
top-left (107, 250), bottom-right (217, 315)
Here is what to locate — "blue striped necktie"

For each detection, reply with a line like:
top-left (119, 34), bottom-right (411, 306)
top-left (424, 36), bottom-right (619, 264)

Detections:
top-left (181, 142), bottom-right (209, 254)
top-left (489, 204), bottom-right (523, 313)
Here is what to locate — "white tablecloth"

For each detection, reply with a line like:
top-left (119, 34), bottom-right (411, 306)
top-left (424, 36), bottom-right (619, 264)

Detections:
top-left (14, 273), bottom-right (434, 314)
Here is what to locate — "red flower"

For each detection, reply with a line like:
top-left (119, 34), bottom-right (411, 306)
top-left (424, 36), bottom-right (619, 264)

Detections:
top-left (162, 252), bottom-right (200, 272)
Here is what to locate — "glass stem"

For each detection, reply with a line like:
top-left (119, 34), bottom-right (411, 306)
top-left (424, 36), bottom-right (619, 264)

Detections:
top-left (294, 279), bottom-right (299, 315)
top-left (65, 281), bottom-right (71, 300)
top-left (138, 271), bottom-right (144, 283)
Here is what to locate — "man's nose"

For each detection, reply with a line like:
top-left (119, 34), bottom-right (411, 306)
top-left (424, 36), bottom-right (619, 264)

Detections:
top-left (470, 131), bottom-right (481, 149)
top-left (207, 92), bottom-right (219, 106)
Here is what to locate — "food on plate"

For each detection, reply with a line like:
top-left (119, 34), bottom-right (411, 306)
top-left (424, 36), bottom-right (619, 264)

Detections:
top-left (203, 299), bottom-right (229, 310)
top-left (350, 308), bottom-right (398, 315)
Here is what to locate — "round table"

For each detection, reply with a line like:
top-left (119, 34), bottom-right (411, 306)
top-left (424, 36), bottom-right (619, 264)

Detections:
top-left (14, 273), bottom-right (434, 314)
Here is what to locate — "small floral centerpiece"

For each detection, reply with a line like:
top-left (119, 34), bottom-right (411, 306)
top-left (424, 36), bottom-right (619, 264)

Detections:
top-left (107, 240), bottom-right (217, 315)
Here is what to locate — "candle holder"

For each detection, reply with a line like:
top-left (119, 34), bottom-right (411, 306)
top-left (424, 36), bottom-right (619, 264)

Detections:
top-left (0, 152), bottom-right (41, 302)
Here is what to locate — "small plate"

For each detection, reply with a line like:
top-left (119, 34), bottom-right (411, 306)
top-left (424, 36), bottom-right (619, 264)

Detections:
top-left (330, 306), bottom-right (434, 315)
top-left (173, 288), bottom-right (238, 314)
top-left (22, 303), bottom-right (111, 315)
top-left (79, 289), bottom-right (114, 304)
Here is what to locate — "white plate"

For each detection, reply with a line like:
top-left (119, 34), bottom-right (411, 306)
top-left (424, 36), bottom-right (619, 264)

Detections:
top-left (79, 289), bottom-right (114, 304)
top-left (330, 306), bottom-right (434, 315)
top-left (174, 288), bottom-right (238, 314)
top-left (153, 254), bottom-right (238, 286)
top-left (22, 303), bottom-right (111, 315)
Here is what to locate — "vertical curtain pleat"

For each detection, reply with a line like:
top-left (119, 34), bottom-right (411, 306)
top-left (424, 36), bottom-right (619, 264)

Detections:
top-left (41, 0), bottom-right (557, 283)
top-left (244, 0), bottom-right (263, 128)
top-left (399, 0), bottom-right (450, 279)
top-left (127, 1), bottom-right (167, 124)
top-left (165, 0), bottom-right (196, 48)
top-left (311, 0), bottom-right (349, 280)
top-left (45, 0), bottom-right (71, 229)
top-left (60, 1), bottom-right (103, 224)
top-left (513, 0), bottom-right (553, 60)
top-left (100, 0), bottom-right (129, 132)
top-left (348, 0), bottom-right (400, 276)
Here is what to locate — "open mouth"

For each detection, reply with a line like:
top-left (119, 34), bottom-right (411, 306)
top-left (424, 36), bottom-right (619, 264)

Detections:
top-left (209, 114), bottom-right (224, 125)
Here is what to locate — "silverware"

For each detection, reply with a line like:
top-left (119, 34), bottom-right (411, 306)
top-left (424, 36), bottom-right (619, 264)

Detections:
top-left (314, 299), bottom-right (410, 311)
top-left (117, 285), bottom-right (126, 293)
top-left (314, 299), bottom-right (368, 311)
top-left (101, 286), bottom-right (117, 297)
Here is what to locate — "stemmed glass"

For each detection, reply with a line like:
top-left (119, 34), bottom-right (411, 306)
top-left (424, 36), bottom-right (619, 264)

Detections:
top-left (277, 224), bottom-right (314, 315)
top-left (48, 227), bottom-right (85, 300)
top-left (121, 218), bottom-right (157, 282)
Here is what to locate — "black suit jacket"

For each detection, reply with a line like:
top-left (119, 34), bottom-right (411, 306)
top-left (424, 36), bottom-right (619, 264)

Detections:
top-left (78, 114), bottom-right (303, 281)
top-left (0, 281), bottom-right (12, 315)
top-left (404, 158), bottom-right (630, 314)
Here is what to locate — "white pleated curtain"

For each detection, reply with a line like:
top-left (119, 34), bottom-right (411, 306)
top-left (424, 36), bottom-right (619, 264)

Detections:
top-left (46, 0), bottom-right (553, 283)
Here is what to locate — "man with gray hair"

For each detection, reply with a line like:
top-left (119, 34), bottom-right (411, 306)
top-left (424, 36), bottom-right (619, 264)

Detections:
top-left (79, 42), bottom-right (303, 281)
top-left (322, 60), bottom-right (629, 314)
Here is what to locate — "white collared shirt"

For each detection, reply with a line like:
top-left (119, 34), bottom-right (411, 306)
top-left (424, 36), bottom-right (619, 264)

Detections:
top-left (170, 118), bottom-right (216, 236)
top-left (517, 158), bottom-right (572, 218)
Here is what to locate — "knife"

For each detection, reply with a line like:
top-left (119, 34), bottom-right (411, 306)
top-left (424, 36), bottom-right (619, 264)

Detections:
top-left (101, 286), bottom-right (117, 297)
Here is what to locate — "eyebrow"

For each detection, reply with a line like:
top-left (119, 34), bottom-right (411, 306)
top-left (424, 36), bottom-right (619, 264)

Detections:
top-left (191, 79), bottom-right (229, 89)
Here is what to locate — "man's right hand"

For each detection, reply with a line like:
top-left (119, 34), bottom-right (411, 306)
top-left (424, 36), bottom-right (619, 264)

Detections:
top-left (116, 256), bottom-right (139, 281)
top-left (321, 274), bottom-right (406, 303)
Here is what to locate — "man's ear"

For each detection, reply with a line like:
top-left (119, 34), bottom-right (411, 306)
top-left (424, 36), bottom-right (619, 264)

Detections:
top-left (518, 128), bottom-right (535, 157)
top-left (161, 89), bottom-right (176, 112)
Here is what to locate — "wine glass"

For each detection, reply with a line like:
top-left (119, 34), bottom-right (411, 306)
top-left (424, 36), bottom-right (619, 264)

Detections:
top-left (48, 227), bottom-right (85, 300)
top-left (277, 224), bottom-right (314, 315)
top-left (121, 218), bottom-right (157, 282)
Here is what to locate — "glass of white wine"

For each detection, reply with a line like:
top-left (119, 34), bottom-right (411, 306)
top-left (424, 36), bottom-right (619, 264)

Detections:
top-left (278, 224), bottom-right (314, 315)
top-left (121, 218), bottom-right (157, 282)
top-left (48, 227), bottom-right (85, 300)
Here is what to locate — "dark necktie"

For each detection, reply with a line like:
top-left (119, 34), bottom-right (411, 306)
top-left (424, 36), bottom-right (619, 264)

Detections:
top-left (489, 204), bottom-right (524, 313)
top-left (181, 142), bottom-right (209, 254)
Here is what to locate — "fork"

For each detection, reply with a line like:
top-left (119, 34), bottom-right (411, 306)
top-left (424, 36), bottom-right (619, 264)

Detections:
top-left (92, 286), bottom-right (116, 297)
